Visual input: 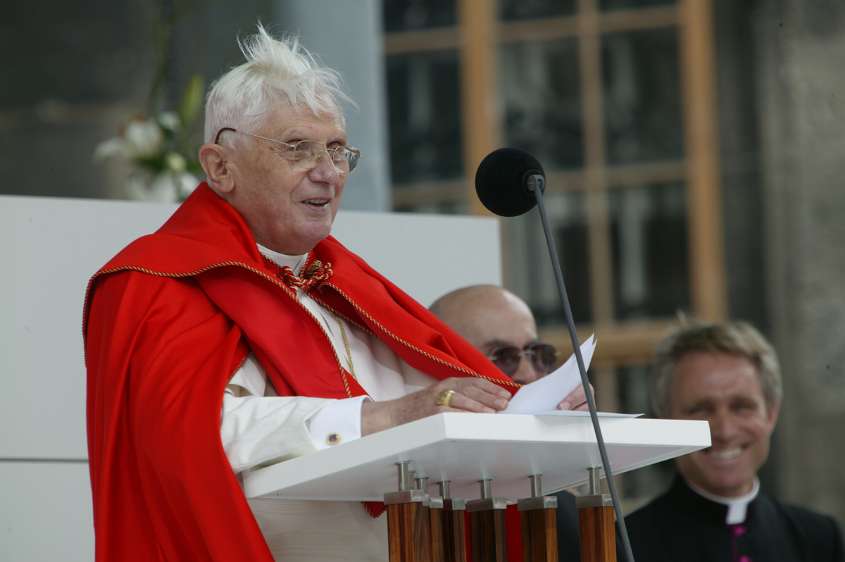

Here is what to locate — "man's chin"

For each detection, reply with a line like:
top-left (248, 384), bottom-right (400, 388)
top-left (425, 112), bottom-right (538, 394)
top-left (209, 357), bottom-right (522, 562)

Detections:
top-left (695, 473), bottom-right (755, 497)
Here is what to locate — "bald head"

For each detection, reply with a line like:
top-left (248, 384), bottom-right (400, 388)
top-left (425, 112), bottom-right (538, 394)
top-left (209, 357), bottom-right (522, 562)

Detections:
top-left (430, 285), bottom-right (544, 384)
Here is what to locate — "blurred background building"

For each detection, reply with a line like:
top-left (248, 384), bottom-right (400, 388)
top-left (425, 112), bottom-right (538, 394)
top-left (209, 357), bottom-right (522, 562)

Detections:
top-left (4, 0), bottom-right (843, 522)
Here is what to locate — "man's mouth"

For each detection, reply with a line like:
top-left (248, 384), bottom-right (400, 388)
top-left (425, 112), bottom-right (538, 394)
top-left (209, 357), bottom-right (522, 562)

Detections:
top-left (705, 447), bottom-right (743, 461)
top-left (303, 198), bottom-right (331, 208)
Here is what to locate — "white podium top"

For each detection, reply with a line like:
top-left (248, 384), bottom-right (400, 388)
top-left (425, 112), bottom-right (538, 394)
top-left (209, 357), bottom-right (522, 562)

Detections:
top-left (243, 412), bottom-right (710, 502)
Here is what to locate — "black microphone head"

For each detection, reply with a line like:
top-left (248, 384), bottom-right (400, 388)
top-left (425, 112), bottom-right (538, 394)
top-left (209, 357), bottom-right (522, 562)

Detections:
top-left (475, 148), bottom-right (545, 217)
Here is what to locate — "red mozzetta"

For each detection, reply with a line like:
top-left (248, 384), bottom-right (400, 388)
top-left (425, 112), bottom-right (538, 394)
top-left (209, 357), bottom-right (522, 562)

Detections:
top-left (83, 183), bottom-right (518, 561)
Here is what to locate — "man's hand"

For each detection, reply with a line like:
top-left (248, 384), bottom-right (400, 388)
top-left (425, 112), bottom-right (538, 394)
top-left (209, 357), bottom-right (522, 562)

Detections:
top-left (362, 377), bottom-right (511, 436)
top-left (556, 383), bottom-right (594, 411)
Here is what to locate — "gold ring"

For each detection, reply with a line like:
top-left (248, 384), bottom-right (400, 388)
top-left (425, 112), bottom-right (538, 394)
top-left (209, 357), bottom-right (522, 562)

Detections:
top-left (435, 389), bottom-right (456, 408)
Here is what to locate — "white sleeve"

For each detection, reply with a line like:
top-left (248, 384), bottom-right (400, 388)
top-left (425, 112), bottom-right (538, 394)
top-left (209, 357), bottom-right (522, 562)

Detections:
top-left (221, 355), bottom-right (367, 473)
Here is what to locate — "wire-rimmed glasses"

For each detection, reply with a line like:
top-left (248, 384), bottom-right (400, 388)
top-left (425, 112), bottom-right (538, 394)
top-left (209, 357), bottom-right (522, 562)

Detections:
top-left (214, 127), bottom-right (360, 173)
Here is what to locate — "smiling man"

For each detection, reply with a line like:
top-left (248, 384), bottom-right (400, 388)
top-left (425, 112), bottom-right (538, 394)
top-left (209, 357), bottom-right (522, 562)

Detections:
top-left (625, 321), bottom-right (843, 562)
top-left (83, 26), bottom-right (519, 562)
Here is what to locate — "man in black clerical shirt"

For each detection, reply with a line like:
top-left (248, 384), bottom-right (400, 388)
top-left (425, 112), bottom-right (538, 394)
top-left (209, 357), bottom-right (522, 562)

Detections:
top-left (430, 284), bottom-right (585, 562)
top-left (625, 321), bottom-right (843, 562)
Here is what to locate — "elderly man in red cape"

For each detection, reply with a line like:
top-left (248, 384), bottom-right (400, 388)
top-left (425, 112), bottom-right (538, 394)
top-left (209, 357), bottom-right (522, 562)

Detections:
top-left (84, 26), bottom-right (586, 561)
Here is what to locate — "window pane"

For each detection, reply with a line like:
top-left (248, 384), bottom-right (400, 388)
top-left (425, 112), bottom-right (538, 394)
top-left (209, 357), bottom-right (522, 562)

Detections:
top-left (395, 198), bottom-right (469, 214)
top-left (386, 51), bottom-right (463, 185)
top-left (499, 0), bottom-right (576, 21)
top-left (504, 191), bottom-right (593, 326)
top-left (609, 183), bottom-right (690, 320)
top-left (384, 0), bottom-right (457, 32)
top-left (602, 28), bottom-right (684, 165)
top-left (616, 365), bottom-right (674, 508)
top-left (600, 0), bottom-right (675, 11)
top-left (500, 39), bottom-right (584, 171)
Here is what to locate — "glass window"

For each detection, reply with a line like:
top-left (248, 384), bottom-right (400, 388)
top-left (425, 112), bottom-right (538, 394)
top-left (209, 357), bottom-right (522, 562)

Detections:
top-left (609, 183), bottom-right (690, 320)
top-left (505, 191), bottom-right (593, 325)
top-left (616, 365), bottom-right (674, 507)
top-left (500, 39), bottom-right (584, 171)
top-left (602, 28), bottom-right (684, 165)
top-left (499, 0), bottom-right (576, 21)
top-left (384, 0), bottom-right (457, 32)
top-left (599, 0), bottom-right (675, 11)
top-left (386, 51), bottom-right (463, 185)
top-left (395, 199), bottom-right (469, 214)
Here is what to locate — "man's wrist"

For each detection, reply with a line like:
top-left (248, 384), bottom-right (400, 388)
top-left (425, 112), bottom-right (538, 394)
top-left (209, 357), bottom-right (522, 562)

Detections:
top-left (361, 398), bottom-right (395, 436)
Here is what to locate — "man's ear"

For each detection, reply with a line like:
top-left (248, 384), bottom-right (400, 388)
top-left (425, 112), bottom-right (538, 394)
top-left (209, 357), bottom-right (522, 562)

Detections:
top-left (766, 399), bottom-right (781, 429)
top-left (199, 143), bottom-right (235, 195)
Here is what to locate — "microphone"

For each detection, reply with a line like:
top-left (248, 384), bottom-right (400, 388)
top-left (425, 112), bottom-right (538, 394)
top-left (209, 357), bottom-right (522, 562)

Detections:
top-left (475, 147), bottom-right (636, 562)
top-left (475, 148), bottom-right (545, 217)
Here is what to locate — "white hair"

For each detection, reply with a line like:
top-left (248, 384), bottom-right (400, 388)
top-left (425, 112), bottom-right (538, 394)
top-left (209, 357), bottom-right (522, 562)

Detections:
top-left (203, 23), bottom-right (351, 143)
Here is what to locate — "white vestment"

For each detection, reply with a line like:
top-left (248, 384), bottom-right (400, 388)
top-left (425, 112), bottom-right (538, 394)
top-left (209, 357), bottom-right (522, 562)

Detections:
top-left (220, 247), bottom-right (436, 561)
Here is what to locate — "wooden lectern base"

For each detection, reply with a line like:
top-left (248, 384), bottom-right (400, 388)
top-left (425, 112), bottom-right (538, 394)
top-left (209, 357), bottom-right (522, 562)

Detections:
top-left (577, 503), bottom-right (616, 562)
top-left (470, 509), bottom-right (508, 562)
top-left (431, 499), bottom-right (467, 562)
top-left (520, 507), bottom-right (558, 562)
top-left (386, 492), bottom-right (432, 562)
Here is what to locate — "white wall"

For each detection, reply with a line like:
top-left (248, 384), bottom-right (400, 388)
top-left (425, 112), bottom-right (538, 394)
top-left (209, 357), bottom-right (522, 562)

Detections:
top-left (0, 195), bottom-right (501, 560)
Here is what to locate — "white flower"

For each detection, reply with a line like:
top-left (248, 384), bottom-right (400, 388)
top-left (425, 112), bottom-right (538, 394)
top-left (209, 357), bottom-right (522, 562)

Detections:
top-left (123, 119), bottom-right (163, 159)
top-left (164, 152), bottom-right (186, 172)
top-left (174, 172), bottom-right (199, 199)
top-left (158, 111), bottom-right (180, 131)
top-left (93, 137), bottom-right (128, 161)
top-left (126, 171), bottom-right (199, 203)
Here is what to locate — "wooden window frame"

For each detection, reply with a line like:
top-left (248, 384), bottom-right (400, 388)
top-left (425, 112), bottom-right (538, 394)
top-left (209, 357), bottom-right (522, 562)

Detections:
top-left (384, 0), bottom-right (726, 408)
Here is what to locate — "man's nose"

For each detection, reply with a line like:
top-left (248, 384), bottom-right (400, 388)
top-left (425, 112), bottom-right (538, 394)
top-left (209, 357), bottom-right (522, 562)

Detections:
top-left (708, 410), bottom-right (738, 442)
top-left (512, 355), bottom-right (542, 385)
top-left (308, 151), bottom-right (341, 182)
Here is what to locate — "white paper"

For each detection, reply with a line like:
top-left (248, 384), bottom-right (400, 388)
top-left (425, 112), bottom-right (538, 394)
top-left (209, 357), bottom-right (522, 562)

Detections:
top-left (534, 410), bottom-right (642, 418)
top-left (502, 334), bottom-right (596, 414)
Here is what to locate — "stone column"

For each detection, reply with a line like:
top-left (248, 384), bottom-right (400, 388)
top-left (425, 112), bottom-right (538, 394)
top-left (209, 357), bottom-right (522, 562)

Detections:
top-left (274, 0), bottom-right (392, 211)
top-left (754, 0), bottom-right (845, 523)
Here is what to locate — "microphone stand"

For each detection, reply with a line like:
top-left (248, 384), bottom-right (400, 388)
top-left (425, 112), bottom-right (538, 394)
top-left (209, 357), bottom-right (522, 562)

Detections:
top-left (527, 174), bottom-right (636, 562)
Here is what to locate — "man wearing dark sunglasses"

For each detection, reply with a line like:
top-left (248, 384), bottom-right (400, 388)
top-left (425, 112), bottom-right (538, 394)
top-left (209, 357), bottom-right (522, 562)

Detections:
top-left (430, 284), bottom-right (586, 561)
top-left (430, 285), bottom-right (588, 406)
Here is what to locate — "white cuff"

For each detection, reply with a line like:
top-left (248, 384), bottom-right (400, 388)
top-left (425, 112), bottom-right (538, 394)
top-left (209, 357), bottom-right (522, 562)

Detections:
top-left (305, 396), bottom-right (368, 449)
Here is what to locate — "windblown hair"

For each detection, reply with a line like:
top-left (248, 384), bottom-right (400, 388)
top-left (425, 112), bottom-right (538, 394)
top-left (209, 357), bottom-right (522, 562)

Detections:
top-left (651, 320), bottom-right (783, 418)
top-left (204, 23), bottom-right (351, 143)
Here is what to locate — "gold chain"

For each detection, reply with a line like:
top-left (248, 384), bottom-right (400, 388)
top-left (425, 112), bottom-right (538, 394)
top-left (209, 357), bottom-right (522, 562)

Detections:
top-left (336, 315), bottom-right (357, 381)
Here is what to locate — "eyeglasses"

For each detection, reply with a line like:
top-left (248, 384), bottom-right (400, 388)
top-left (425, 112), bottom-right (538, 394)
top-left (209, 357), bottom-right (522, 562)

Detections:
top-left (214, 127), bottom-right (360, 173)
top-left (487, 342), bottom-right (558, 377)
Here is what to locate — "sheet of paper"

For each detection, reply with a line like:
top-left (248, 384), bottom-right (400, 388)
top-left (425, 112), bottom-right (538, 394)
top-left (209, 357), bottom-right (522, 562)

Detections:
top-left (502, 334), bottom-right (596, 414)
top-left (534, 410), bottom-right (642, 418)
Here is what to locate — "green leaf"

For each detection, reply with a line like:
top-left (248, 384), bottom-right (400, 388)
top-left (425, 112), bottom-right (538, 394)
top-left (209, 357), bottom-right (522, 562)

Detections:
top-left (179, 74), bottom-right (205, 127)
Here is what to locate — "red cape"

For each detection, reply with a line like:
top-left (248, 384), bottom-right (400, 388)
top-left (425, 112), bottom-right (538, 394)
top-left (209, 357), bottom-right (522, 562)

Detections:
top-left (84, 184), bottom-right (519, 561)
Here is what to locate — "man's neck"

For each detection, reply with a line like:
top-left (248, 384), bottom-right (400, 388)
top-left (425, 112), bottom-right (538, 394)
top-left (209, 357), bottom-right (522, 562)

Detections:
top-left (685, 477), bottom-right (760, 524)
top-left (257, 244), bottom-right (307, 273)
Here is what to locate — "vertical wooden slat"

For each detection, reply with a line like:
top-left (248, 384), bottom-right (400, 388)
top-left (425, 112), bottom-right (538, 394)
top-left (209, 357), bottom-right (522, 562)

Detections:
top-left (388, 502), bottom-right (434, 562)
top-left (594, 367), bottom-right (619, 412)
top-left (458, 0), bottom-right (502, 214)
top-left (430, 506), bottom-right (445, 562)
top-left (577, 0), bottom-right (616, 325)
top-left (679, 0), bottom-right (727, 321)
top-left (470, 510), bottom-right (509, 562)
top-left (521, 508), bottom-right (559, 562)
top-left (578, 506), bottom-right (617, 562)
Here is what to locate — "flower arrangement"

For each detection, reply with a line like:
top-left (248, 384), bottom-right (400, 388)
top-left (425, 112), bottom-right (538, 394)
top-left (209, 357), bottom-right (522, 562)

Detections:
top-left (95, 75), bottom-right (205, 202)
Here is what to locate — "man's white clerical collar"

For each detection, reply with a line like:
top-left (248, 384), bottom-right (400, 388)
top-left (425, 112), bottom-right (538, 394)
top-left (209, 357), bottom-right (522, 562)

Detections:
top-left (686, 478), bottom-right (760, 524)
top-left (257, 244), bottom-right (307, 275)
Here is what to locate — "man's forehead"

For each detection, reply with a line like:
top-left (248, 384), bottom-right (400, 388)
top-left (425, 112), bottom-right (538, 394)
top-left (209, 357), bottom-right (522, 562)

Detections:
top-left (672, 353), bottom-right (765, 398)
top-left (262, 106), bottom-right (344, 136)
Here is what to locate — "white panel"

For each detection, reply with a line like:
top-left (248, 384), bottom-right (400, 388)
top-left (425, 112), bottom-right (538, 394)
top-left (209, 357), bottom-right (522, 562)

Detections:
top-left (332, 211), bottom-right (502, 306)
top-left (244, 413), bottom-right (710, 502)
top-left (0, 195), bottom-right (500, 459)
top-left (0, 461), bottom-right (93, 562)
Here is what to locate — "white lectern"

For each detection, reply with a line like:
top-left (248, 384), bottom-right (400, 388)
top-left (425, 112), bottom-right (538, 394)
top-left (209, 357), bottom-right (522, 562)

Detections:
top-left (244, 412), bottom-right (710, 562)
